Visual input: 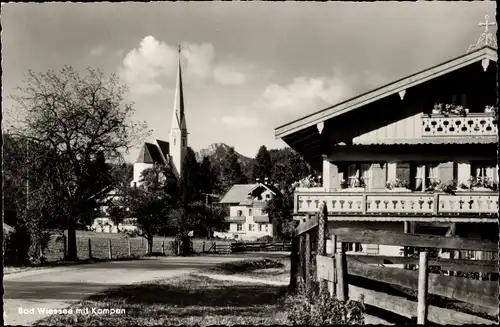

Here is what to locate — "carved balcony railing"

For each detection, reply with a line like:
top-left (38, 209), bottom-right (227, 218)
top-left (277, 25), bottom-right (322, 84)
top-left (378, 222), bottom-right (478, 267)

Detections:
top-left (294, 191), bottom-right (498, 216)
top-left (422, 113), bottom-right (497, 137)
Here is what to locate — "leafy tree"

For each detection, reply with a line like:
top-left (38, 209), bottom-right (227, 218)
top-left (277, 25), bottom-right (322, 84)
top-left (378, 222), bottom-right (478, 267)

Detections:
top-left (123, 165), bottom-right (177, 254)
top-left (7, 66), bottom-right (150, 260)
top-left (264, 188), bottom-right (295, 240)
top-left (179, 147), bottom-right (202, 204)
top-left (198, 156), bottom-right (218, 197)
top-left (220, 146), bottom-right (248, 192)
top-left (252, 145), bottom-right (273, 182)
top-left (107, 204), bottom-right (127, 229)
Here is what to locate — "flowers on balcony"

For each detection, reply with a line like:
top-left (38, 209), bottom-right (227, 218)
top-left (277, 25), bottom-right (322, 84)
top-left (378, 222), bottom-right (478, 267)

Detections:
top-left (291, 175), bottom-right (322, 191)
top-left (432, 103), bottom-right (468, 116)
top-left (466, 176), bottom-right (498, 191)
top-left (341, 177), bottom-right (366, 191)
top-left (385, 179), bottom-right (410, 190)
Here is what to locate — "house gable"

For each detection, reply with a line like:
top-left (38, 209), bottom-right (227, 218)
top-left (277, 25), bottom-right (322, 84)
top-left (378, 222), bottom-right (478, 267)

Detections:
top-left (275, 46), bottom-right (498, 166)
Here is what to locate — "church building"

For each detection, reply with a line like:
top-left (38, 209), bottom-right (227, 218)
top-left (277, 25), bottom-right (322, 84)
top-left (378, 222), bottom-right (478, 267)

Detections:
top-left (131, 47), bottom-right (188, 187)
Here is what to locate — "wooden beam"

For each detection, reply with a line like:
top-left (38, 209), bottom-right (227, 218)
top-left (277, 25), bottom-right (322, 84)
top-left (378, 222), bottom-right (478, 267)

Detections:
top-left (417, 252), bottom-right (428, 324)
top-left (346, 258), bottom-right (499, 312)
top-left (348, 254), bottom-right (499, 273)
top-left (349, 285), bottom-right (497, 325)
top-left (295, 216), bottom-right (319, 236)
top-left (331, 228), bottom-right (498, 251)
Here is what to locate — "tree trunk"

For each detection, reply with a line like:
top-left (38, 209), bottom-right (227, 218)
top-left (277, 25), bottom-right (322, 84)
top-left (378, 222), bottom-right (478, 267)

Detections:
top-left (66, 217), bottom-right (78, 261)
top-left (147, 236), bottom-right (153, 255)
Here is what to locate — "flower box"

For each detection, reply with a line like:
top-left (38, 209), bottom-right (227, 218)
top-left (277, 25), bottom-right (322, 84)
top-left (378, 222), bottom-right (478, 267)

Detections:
top-left (341, 187), bottom-right (365, 192)
top-left (386, 187), bottom-right (412, 192)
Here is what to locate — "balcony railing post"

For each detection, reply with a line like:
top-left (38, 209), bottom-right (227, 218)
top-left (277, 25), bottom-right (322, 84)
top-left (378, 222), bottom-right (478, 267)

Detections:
top-left (433, 193), bottom-right (439, 216)
top-left (362, 193), bottom-right (368, 214)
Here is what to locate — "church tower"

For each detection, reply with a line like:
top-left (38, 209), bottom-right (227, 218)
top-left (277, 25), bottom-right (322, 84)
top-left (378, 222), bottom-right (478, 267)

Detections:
top-left (169, 45), bottom-right (188, 179)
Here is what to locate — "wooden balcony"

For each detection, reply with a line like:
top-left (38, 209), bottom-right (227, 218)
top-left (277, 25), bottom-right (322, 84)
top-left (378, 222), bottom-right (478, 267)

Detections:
top-left (294, 191), bottom-right (498, 217)
top-left (422, 113), bottom-right (497, 137)
top-left (225, 216), bottom-right (246, 223)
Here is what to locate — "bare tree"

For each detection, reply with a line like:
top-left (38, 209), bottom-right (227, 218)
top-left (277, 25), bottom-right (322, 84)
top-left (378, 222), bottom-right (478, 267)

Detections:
top-left (7, 66), bottom-right (150, 260)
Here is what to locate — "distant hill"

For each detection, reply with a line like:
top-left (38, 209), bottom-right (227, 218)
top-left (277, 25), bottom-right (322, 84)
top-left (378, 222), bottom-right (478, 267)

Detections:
top-left (195, 143), bottom-right (255, 179)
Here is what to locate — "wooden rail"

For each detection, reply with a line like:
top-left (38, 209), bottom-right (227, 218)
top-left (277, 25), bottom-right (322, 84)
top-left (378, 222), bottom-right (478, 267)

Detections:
top-left (291, 201), bottom-right (499, 325)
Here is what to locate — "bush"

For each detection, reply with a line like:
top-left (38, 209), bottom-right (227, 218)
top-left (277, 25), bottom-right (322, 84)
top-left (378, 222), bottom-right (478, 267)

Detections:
top-left (256, 235), bottom-right (273, 242)
top-left (285, 280), bottom-right (365, 325)
top-left (169, 233), bottom-right (193, 256)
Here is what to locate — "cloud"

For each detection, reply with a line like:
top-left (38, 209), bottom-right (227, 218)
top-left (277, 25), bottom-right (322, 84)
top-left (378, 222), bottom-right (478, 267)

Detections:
top-left (220, 114), bottom-right (259, 127)
top-left (90, 45), bottom-right (105, 57)
top-left (263, 68), bottom-right (353, 112)
top-left (213, 63), bottom-right (254, 85)
top-left (118, 36), bottom-right (255, 95)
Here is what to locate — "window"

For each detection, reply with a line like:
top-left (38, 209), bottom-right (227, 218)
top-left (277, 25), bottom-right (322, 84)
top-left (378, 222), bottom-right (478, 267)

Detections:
top-left (343, 243), bottom-right (363, 253)
top-left (173, 138), bottom-right (176, 146)
top-left (265, 194), bottom-right (271, 199)
top-left (248, 209), bottom-right (252, 216)
top-left (258, 224), bottom-right (263, 232)
top-left (471, 161), bottom-right (496, 182)
top-left (237, 210), bottom-right (243, 217)
top-left (249, 224), bottom-right (254, 231)
top-left (265, 224), bottom-right (269, 232)
top-left (237, 224), bottom-right (243, 231)
top-left (257, 194), bottom-right (263, 200)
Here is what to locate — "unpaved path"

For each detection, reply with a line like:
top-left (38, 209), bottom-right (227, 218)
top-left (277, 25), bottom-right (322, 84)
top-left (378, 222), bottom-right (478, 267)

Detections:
top-left (5, 254), bottom-right (288, 326)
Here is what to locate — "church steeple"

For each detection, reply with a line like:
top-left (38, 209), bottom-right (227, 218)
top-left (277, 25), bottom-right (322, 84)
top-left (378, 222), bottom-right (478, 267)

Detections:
top-left (169, 45), bottom-right (188, 179)
top-left (171, 45), bottom-right (187, 133)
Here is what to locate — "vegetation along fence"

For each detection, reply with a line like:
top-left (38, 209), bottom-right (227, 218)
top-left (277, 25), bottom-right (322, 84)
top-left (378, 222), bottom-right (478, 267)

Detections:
top-left (290, 202), bottom-right (499, 325)
top-left (42, 236), bottom-right (290, 261)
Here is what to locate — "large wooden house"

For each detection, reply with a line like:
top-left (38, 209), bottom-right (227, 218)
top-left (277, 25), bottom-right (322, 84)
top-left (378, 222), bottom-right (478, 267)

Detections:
top-left (275, 42), bottom-right (498, 260)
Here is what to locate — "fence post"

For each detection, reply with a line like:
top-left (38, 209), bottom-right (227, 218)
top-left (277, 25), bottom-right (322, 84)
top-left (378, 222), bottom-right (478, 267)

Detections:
top-left (305, 232), bottom-right (311, 292)
top-left (328, 234), bottom-right (337, 296)
top-left (299, 234), bottom-right (305, 283)
top-left (128, 240), bottom-right (132, 257)
top-left (177, 241), bottom-right (181, 255)
top-left (202, 241), bottom-right (205, 253)
top-left (88, 238), bottom-right (92, 259)
top-left (417, 251), bottom-right (429, 324)
top-left (214, 242), bottom-right (217, 253)
top-left (108, 239), bottom-right (112, 260)
top-left (63, 234), bottom-right (67, 260)
top-left (289, 236), bottom-right (299, 292)
top-left (336, 246), bottom-right (347, 302)
top-left (317, 202), bottom-right (328, 293)
top-left (161, 241), bottom-right (165, 255)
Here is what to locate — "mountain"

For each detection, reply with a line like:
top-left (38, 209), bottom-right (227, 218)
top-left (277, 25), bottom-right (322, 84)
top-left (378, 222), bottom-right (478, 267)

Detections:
top-left (195, 143), bottom-right (255, 179)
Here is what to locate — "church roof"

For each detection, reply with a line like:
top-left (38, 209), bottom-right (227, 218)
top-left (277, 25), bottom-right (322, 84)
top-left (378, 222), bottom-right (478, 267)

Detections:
top-left (156, 139), bottom-right (170, 161)
top-left (275, 46), bottom-right (497, 140)
top-left (135, 142), bottom-right (164, 164)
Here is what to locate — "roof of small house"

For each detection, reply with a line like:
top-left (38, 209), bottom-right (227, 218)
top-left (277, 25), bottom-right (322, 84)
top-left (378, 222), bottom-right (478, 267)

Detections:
top-left (219, 183), bottom-right (280, 204)
top-left (275, 46), bottom-right (497, 140)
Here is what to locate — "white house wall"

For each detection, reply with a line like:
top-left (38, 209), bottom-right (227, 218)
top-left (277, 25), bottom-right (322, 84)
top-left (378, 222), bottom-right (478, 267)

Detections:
top-left (353, 112), bottom-right (423, 143)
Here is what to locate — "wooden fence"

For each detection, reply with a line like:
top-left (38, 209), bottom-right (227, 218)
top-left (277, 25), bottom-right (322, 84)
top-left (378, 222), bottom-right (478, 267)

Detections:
top-left (290, 202), bottom-right (499, 325)
top-left (202, 241), bottom-right (291, 254)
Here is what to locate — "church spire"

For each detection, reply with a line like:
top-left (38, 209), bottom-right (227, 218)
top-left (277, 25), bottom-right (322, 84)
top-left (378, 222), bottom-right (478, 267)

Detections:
top-left (171, 45), bottom-right (187, 132)
top-left (467, 14), bottom-right (497, 52)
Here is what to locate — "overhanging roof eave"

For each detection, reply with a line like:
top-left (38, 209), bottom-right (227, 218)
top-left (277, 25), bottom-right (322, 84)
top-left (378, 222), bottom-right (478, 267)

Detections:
top-left (275, 46), bottom-right (497, 140)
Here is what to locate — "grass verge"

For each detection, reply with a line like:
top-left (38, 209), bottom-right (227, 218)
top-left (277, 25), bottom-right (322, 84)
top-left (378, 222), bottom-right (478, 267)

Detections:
top-left (34, 274), bottom-right (289, 326)
top-left (204, 258), bottom-right (291, 283)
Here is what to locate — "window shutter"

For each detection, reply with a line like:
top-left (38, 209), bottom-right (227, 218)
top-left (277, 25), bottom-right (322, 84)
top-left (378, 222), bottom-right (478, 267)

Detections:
top-left (371, 163), bottom-right (386, 190)
top-left (438, 161), bottom-right (454, 182)
top-left (396, 163), bottom-right (411, 183)
top-left (366, 244), bottom-right (379, 255)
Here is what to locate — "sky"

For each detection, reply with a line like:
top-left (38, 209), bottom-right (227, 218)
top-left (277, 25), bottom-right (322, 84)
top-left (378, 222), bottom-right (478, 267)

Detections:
top-left (2, 1), bottom-right (497, 163)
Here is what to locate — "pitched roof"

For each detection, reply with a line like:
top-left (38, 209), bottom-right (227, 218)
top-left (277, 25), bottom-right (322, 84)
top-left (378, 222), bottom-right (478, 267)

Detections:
top-left (275, 46), bottom-right (498, 139)
top-left (219, 183), bottom-right (282, 204)
top-left (219, 184), bottom-right (258, 204)
top-left (156, 139), bottom-right (170, 162)
top-left (135, 142), bottom-right (164, 164)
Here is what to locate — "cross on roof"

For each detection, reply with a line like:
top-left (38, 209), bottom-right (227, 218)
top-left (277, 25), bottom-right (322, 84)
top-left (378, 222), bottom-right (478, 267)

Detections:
top-left (467, 14), bottom-right (498, 52)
